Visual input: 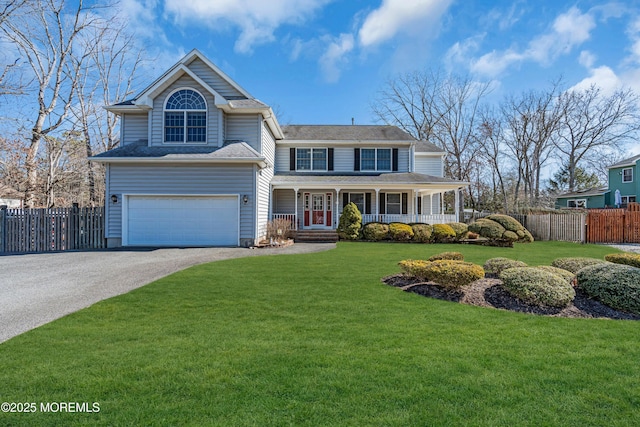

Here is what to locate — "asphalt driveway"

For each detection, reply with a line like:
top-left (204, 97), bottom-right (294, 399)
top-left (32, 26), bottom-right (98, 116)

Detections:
top-left (0, 243), bottom-right (334, 343)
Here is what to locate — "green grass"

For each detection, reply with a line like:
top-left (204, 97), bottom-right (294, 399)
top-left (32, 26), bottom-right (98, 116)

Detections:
top-left (1, 242), bottom-right (638, 426)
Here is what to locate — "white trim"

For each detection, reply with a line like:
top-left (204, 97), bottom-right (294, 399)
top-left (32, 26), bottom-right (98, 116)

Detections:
top-left (295, 147), bottom-right (328, 172)
top-left (566, 199), bottom-right (587, 208)
top-left (623, 167), bottom-right (634, 183)
top-left (182, 49), bottom-right (253, 99)
top-left (90, 157), bottom-right (269, 168)
top-left (122, 193), bottom-right (240, 247)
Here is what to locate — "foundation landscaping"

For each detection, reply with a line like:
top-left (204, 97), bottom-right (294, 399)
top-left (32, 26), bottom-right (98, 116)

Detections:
top-left (2, 241), bottom-right (640, 425)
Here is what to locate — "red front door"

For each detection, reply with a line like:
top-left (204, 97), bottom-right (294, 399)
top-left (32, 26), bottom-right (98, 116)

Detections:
top-left (312, 194), bottom-right (325, 225)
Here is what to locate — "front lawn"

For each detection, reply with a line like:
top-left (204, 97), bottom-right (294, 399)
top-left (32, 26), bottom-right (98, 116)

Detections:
top-left (1, 242), bottom-right (638, 426)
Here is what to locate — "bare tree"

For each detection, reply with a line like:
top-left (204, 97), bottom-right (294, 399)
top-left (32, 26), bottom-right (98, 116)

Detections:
top-left (500, 84), bottom-right (563, 208)
top-left (478, 111), bottom-right (510, 212)
top-left (0, 0), bottom-right (99, 207)
top-left (555, 85), bottom-right (640, 192)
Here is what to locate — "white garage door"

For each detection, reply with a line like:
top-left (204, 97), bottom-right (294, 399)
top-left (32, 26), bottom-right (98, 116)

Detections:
top-left (125, 195), bottom-right (239, 246)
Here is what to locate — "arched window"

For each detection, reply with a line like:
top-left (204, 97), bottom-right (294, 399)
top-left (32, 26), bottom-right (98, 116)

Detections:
top-left (164, 89), bottom-right (207, 143)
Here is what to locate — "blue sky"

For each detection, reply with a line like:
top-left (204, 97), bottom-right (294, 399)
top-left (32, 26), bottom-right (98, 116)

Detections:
top-left (120, 0), bottom-right (640, 129)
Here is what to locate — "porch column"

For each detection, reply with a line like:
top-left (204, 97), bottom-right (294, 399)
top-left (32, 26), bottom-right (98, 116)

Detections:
top-left (414, 190), bottom-right (419, 222)
top-left (293, 187), bottom-right (299, 230)
top-left (454, 188), bottom-right (460, 223)
top-left (375, 188), bottom-right (380, 221)
top-left (334, 188), bottom-right (341, 228)
top-left (268, 185), bottom-right (273, 222)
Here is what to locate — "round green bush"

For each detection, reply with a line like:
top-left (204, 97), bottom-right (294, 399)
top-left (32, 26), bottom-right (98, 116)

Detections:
top-left (535, 266), bottom-right (575, 284)
top-left (468, 218), bottom-right (505, 239)
top-left (500, 267), bottom-right (576, 308)
top-left (411, 224), bottom-right (433, 243)
top-left (432, 223), bottom-right (456, 242)
top-left (362, 222), bottom-right (389, 241)
top-left (551, 257), bottom-right (607, 274)
top-left (486, 214), bottom-right (524, 232)
top-left (399, 259), bottom-right (484, 289)
top-left (389, 222), bottom-right (414, 241)
top-left (428, 251), bottom-right (464, 261)
top-left (448, 222), bottom-right (469, 240)
top-left (605, 253), bottom-right (640, 269)
top-left (337, 202), bottom-right (361, 240)
top-left (483, 257), bottom-right (528, 275)
top-left (577, 263), bottom-right (640, 315)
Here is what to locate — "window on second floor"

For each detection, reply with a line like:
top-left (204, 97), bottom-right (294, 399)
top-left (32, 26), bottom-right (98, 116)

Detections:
top-left (623, 168), bottom-right (633, 183)
top-left (361, 148), bottom-right (391, 171)
top-left (296, 148), bottom-right (327, 171)
top-left (164, 89), bottom-right (207, 143)
top-left (567, 199), bottom-right (586, 208)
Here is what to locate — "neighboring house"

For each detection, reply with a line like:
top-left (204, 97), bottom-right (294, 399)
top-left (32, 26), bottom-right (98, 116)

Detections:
top-left (607, 154), bottom-right (639, 207)
top-left (91, 50), bottom-right (468, 248)
top-left (555, 187), bottom-right (610, 209)
top-left (555, 154), bottom-right (639, 209)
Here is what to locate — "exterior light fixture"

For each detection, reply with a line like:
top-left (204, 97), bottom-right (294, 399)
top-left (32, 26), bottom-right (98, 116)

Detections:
top-left (242, 195), bottom-right (249, 204)
top-left (111, 194), bottom-right (118, 204)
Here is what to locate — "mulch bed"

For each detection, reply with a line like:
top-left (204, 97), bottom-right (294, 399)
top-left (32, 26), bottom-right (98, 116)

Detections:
top-left (382, 274), bottom-right (640, 320)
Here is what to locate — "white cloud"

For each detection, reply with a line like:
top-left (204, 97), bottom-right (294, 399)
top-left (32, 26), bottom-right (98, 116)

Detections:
top-left (578, 50), bottom-right (597, 68)
top-left (319, 33), bottom-right (355, 83)
top-left (358, 0), bottom-right (453, 47)
top-left (569, 65), bottom-right (622, 94)
top-left (484, 2), bottom-right (526, 31)
top-left (445, 34), bottom-right (484, 69)
top-left (163, 0), bottom-right (331, 54)
top-left (467, 6), bottom-right (596, 78)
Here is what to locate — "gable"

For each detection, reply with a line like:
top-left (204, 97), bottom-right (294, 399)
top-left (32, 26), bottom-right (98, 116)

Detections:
top-left (186, 57), bottom-right (247, 99)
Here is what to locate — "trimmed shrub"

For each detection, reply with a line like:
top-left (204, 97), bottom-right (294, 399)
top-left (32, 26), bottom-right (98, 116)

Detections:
top-left (389, 222), bottom-right (414, 241)
top-left (467, 231), bottom-right (479, 239)
top-left (337, 202), bottom-right (361, 240)
top-left (362, 222), bottom-right (389, 241)
top-left (468, 218), bottom-right (505, 239)
top-left (411, 223), bottom-right (433, 243)
top-left (448, 222), bottom-right (469, 240)
top-left (432, 223), bottom-right (456, 242)
top-left (500, 267), bottom-right (576, 308)
top-left (428, 251), bottom-right (464, 261)
top-left (577, 263), bottom-right (640, 314)
top-left (551, 257), bottom-right (607, 274)
top-left (399, 259), bottom-right (484, 289)
top-left (468, 216), bottom-right (534, 243)
top-left (483, 257), bottom-right (527, 275)
top-left (535, 266), bottom-right (575, 284)
top-left (605, 253), bottom-right (640, 269)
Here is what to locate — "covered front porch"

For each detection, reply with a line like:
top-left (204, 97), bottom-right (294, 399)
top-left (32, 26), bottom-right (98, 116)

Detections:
top-left (270, 173), bottom-right (467, 230)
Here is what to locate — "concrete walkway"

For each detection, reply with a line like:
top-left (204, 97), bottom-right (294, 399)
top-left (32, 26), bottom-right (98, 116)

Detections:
top-left (0, 243), bottom-right (335, 343)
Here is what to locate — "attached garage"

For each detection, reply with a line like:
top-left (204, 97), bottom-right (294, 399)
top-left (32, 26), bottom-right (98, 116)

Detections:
top-left (123, 195), bottom-right (239, 246)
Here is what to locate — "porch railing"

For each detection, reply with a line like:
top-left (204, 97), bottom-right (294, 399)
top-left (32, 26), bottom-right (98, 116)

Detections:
top-left (271, 213), bottom-right (298, 230)
top-left (360, 214), bottom-right (458, 224)
top-left (271, 213), bottom-right (458, 230)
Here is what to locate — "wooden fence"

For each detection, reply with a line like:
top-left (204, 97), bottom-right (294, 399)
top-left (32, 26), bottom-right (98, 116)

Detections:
top-left (511, 213), bottom-right (587, 242)
top-left (586, 209), bottom-right (640, 244)
top-left (0, 206), bottom-right (106, 253)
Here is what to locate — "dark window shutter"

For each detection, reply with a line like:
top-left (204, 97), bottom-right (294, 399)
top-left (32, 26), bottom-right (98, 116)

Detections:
top-left (402, 193), bottom-right (408, 215)
top-left (417, 196), bottom-right (422, 215)
top-left (328, 148), bottom-right (334, 171)
top-left (365, 193), bottom-right (372, 215)
top-left (354, 148), bottom-right (360, 171)
top-left (289, 148), bottom-right (296, 171)
top-left (343, 192), bottom-right (349, 208)
top-left (392, 148), bottom-right (399, 171)
top-left (380, 192), bottom-right (386, 215)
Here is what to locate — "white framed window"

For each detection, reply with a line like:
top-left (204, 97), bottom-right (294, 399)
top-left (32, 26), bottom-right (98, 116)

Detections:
top-left (164, 88), bottom-right (207, 143)
top-left (386, 193), bottom-right (402, 214)
top-left (349, 193), bottom-right (365, 214)
top-left (567, 199), bottom-right (586, 208)
top-left (296, 148), bottom-right (327, 171)
top-left (623, 168), bottom-right (633, 183)
top-left (622, 195), bottom-right (637, 205)
top-left (361, 148), bottom-right (391, 171)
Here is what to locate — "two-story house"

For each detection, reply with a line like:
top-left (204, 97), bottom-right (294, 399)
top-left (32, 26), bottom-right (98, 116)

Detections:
top-left (91, 49), bottom-right (468, 247)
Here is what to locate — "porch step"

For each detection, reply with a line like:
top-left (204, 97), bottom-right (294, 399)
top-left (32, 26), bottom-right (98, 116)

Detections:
top-left (294, 230), bottom-right (339, 243)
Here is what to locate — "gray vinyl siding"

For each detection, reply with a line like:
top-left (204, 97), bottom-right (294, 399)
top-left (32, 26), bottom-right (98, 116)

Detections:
top-left (187, 57), bottom-right (246, 99)
top-left (422, 194), bottom-right (441, 214)
top-left (334, 147), bottom-right (353, 172)
top-left (256, 123), bottom-right (276, 237)
top-left (106, 164), bottom-right (255, 241)
top-left (398, 148), bottom-right (410, 172)
top-left (415, 156), bottom-right (443, 177)
top-left (273, 189), bottom-right (296, 213)
top-left (150, 75), bottom-right (220, 146)
top-left (226, 114), bottom-right (261, 152)
top-left (121, 113), bottom-right (148, 146)
top-left (274, 146), bottom-right (290, 173)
